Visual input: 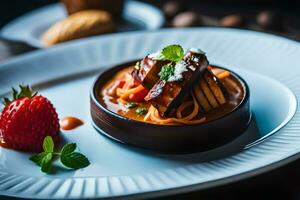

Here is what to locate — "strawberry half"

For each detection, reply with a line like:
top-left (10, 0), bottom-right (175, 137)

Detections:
top-left (0, 85), bottom-right (60, 152)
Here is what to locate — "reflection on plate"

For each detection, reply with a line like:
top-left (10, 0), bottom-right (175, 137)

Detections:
top-left (0, 28), bottom-right (299, 199)
top-left (0, 0), bottom-right (164, 48)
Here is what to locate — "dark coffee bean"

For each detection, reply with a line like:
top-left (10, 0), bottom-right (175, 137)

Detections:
top-left (256, 10), bottom-right (283, 31)
top-left (172, 12), bottom-right (202, 27)
top-left (163, 1), bottom-right (183, 20)
top-left (219, 14), bottom-right (244, 27)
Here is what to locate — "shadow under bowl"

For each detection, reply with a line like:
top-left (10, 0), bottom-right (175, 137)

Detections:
top-left (90, 60), bottom-right (251, 153)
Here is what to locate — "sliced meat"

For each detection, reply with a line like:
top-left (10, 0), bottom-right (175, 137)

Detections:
top-left (132, 56), bottom-right (170, 90)
top-left (145, 51), bottom-right (209, 117)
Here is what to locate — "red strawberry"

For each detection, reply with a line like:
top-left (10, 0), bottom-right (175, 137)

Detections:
top-left (0, 85), bottom-right (60, 152)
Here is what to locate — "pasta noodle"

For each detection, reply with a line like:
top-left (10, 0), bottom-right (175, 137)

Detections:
top-left (119, 85), bottom-right (144, 100)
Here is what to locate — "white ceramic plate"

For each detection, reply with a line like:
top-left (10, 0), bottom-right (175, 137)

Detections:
top-left (0, 28), bottom-right (299, 199)
top-left (0, 0), bottom-right (164, 48)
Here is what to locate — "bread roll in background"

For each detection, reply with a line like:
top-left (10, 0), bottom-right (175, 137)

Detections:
top-left (41, 10), bottom-right (115, 46)
top-left (61, 0), bottom-right (124, 17)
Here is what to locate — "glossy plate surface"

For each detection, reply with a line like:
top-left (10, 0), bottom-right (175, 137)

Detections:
top-left (0, 0), bottom-right (164, 48)
top-left (0, 28), bottom-right (299, 199)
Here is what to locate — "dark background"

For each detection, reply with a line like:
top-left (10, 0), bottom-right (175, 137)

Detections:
top-left (0, 1), bottom-right (300, 199)
top-left (0, 0), bottom-right (300, 28)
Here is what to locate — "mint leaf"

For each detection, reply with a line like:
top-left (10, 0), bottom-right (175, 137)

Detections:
top-left (30, 152), bottom-right (49, 166)
top-left (43, 136), bottom-right (54, 152)
top-left (30, 152), bottom-right (53, 173)
top-left (61, 152), bottom-right (90, 169)
top-left (61, 143), bottom-right (76, 155)
top-left (158, 63), bottom-right (175, 81)
top-left (161, 45), bottom-right (184, 62)
top-left (41, 153), bottom-right (53, 173)
top-left (60, 143), bottom-right (89, 169)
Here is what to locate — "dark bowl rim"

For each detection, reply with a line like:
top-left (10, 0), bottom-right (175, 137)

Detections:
top-left (90, 59), bottom-right (250, 128)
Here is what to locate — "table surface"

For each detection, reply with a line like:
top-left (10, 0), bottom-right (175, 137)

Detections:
top-left (0, 1), bottom-right (300, 199)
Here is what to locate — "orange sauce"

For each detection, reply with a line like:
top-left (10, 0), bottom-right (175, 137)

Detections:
top-left (60, 116), bottom-right (84, 130)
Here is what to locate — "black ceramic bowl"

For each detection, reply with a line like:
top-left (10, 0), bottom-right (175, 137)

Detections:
top-left (90, 61), bottom-right (251, 153)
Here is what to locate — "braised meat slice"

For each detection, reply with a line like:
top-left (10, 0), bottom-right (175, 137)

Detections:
top-left (132, 56), bottom-right (170, 90)
top-left (145, 51), bottom-right (209, 116)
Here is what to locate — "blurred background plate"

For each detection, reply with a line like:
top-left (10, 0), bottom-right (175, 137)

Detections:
top-left (0, 28), bottom-right (300, 199)
top-left (0, 0), bottom-right (164, 48)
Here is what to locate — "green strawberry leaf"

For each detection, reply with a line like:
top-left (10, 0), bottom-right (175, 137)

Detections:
top-left (41, 153), bottom-right (53, 173)
top-left (61, 143), bottom-right (77, 155)
top-left (29, 152), bottom-right (49, 166)
top-left (3, 85), bottom-right (37, 106)
top-left (2, 98), bottom-right (11, 106)
top-left (61, 152), bottom-right (90, 169)
top-left (43, 136), bottom-right (54, 153)
top-left (18, 85), bottom-right (34, 98)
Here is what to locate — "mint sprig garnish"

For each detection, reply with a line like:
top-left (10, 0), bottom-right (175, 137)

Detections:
top-left (30, 136), bottom-right (90, 173)
top-left (158, 63), bottom-right (175, 81)
top-left (156, 44), bottom-right (184, 62)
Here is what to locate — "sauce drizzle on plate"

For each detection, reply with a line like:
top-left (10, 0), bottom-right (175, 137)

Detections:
top-left (60, 116), bottom-right (84, 130)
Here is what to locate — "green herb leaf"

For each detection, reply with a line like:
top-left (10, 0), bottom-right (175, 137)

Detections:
top-left (60, 143), bottom-right (90, 169)
top-left (30, 152), bottom-right (49, 166)
top-left (61, 143), bottom-right (77, 155)
top-left (41, 153), bottom-right (53, 173)
top-left (136, 107), bottom-right (148, 115)
top-left (30, 136), bottom-right (90, 173)
top-left (60, 152), bottom-right (90, 169)
top-left (43, 136), bottom-right (54, 153)
top-left (160, 44), bottom-right (184, 62)
top-left (125, 102), bottom-right (137, 109)
top-left (158, 63), bottom-right (175, 81)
